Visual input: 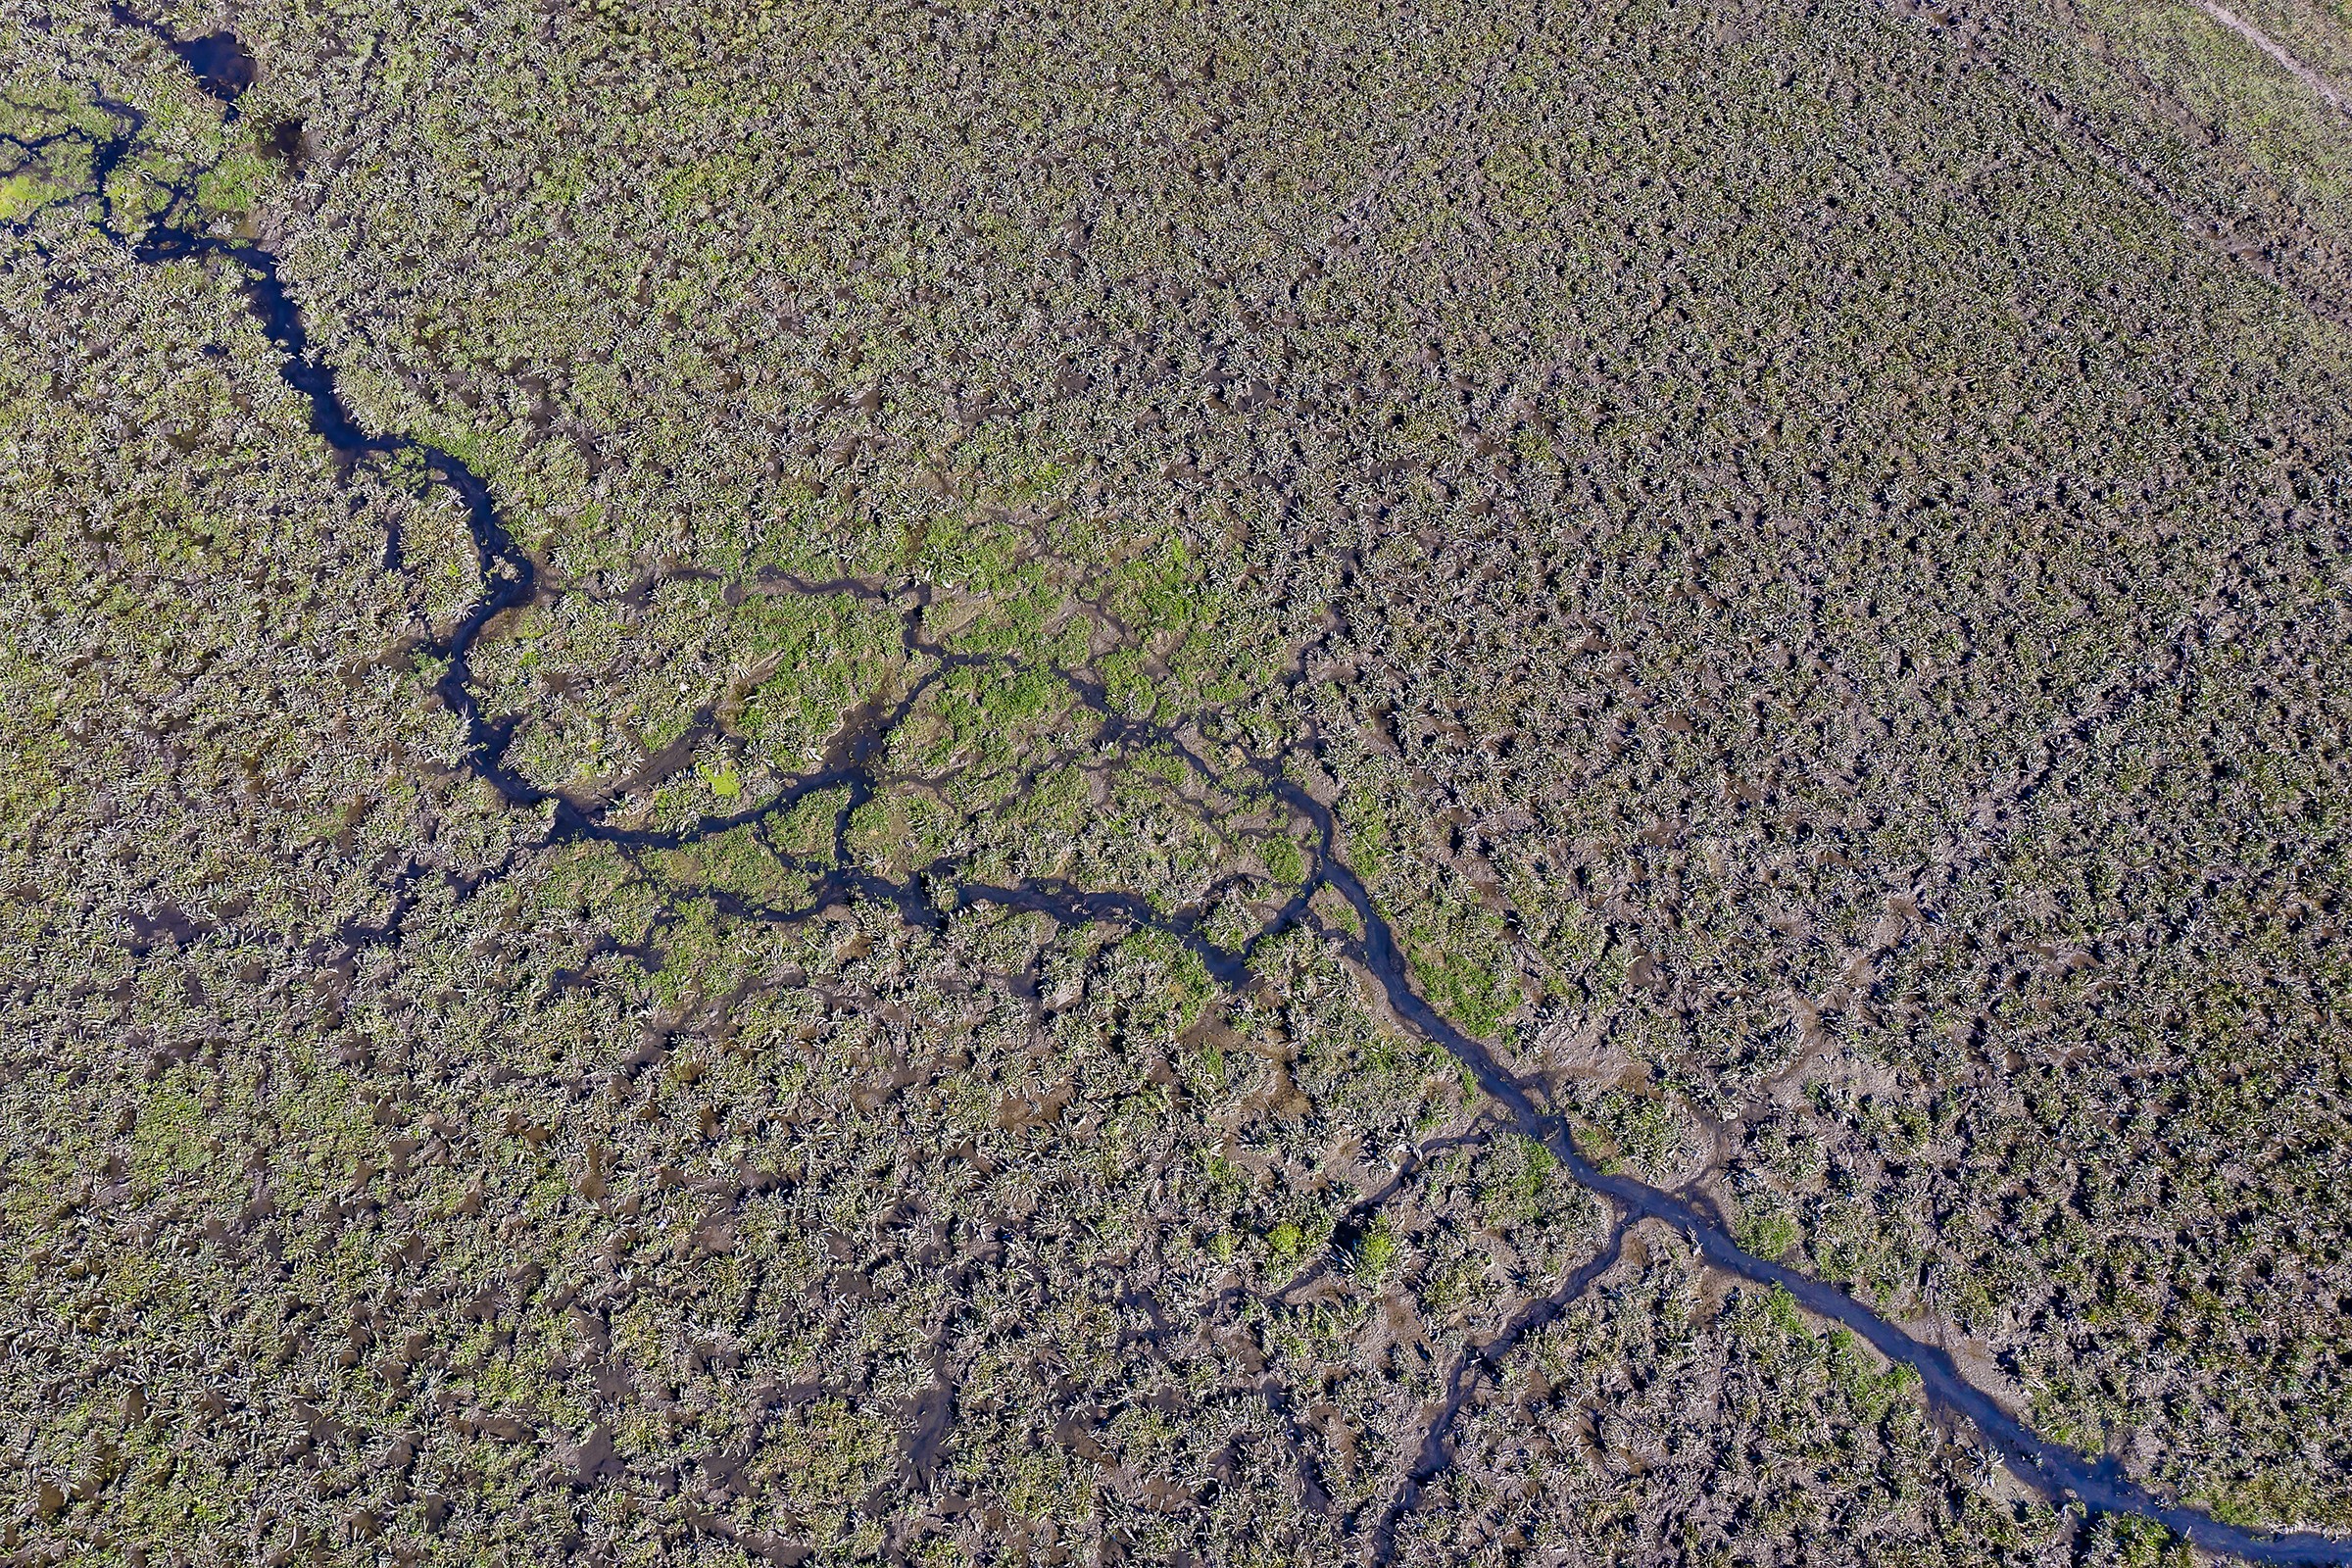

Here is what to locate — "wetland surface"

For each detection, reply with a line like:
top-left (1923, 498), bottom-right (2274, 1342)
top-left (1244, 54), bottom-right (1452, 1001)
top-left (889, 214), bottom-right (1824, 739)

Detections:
top-left (7, 1), bottom-right (2352, 1563)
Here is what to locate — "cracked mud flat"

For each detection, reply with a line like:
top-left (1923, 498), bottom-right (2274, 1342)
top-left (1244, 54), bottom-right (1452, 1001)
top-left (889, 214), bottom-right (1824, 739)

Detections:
top-left (6, 0), bottom-right (2352, 1564)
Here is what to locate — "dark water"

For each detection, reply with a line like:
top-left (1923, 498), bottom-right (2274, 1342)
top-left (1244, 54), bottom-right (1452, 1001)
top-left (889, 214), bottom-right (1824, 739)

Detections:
top-left (1309, 832), bottom-right (2352, 1566)
top-left (107, 6), bottom-right (257, 102)
top-left (174, 32), bottom-right (257, 101)
top-left (84, 15), bottom-right (2352, 1564)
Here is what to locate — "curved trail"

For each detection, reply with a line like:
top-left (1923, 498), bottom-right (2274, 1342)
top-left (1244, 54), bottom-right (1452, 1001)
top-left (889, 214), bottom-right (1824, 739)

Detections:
top-left (27, 20), bottom-right (2352, 1565)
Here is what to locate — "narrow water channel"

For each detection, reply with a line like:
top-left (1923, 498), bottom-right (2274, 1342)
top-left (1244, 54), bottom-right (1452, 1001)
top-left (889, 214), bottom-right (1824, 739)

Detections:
top-left (66, 20), bottom-right (2352, 1562)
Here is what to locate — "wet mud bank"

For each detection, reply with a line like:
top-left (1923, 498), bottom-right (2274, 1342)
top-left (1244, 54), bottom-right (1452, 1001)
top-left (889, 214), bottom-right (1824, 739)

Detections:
top-left (75, 13), bottom-right (2352, 1564)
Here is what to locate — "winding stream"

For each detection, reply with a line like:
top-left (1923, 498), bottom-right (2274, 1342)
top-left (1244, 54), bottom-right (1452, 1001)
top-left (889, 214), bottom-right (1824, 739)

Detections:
top-left (31, 21), bottom-right (2352, 1564)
